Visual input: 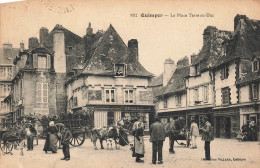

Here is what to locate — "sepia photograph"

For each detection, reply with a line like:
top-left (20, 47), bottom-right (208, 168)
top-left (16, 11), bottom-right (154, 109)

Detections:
top-left (0, 0), bottom-right (260, 168)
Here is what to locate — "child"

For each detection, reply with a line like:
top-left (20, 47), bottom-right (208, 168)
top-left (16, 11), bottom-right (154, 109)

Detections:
top-left (236, 130), bottom-right (242, 142)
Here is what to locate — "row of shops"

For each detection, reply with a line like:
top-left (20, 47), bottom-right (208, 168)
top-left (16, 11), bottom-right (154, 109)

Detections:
top-left (158, 104), bottom-right (260, 140)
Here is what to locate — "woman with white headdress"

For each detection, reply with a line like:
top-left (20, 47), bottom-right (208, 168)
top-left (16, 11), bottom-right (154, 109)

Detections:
top-left (43, 121), bottom-right (58, 153)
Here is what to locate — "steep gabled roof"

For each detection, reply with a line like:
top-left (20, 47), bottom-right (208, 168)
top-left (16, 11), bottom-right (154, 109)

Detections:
top-left (215, 15), bottom-right (260, 67)
top-left (81, 24), bottom-right (153, 77)
top-left (160, 66), bottom-right (190, 96)
top-left (0, 47), bottom-right (20, 65)
top-left (192, 26), bottom-right (232, 71)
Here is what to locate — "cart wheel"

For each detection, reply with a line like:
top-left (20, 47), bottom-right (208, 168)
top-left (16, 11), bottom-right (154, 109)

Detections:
top-left (1, 141), bottom-right (13, 154)
top-left (70, 132), bottom-right (85, 147)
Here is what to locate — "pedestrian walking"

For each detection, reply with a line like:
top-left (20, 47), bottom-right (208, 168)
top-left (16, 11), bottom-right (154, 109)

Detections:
top-left (165, 117), bottom-right (176, 154)
top-left (149, 115), bottom-right (166, 164)
top-left (61, 125), bottom-right (72, 161)
top-left (26, 124), bottom-right (37, 151)
top-left (132, 116), bottom-right (145, 163)
top-left (43, 121), bottom-right (58, 153)
top-left (201, 116), bottom-right (214, 160)
top-left (190, 120), bottom-right (199, 149)
top-left (17, 125), bottom-right (26, 155)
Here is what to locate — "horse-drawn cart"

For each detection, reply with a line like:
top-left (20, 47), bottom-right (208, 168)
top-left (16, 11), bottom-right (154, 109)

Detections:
top-left (56, 119), bottom-right (88, 147)
top-left (0, 129), bottom-right (22, 154)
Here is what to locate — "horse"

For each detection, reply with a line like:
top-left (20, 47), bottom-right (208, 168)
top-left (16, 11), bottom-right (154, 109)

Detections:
top-left (90, 119), bottom-right (131, 150)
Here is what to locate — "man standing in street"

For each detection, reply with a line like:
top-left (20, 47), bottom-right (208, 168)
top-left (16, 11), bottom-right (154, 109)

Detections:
top-left (61, 125), bottom-right (72, 161)
top-left (166, 117), bottom-right (176, 154)
top-left (201, 116), bottom-right (214, 160)
top-left (132, 116), bottom-right (145, 163)
top-left (149, 115), bottom-right (166, 164)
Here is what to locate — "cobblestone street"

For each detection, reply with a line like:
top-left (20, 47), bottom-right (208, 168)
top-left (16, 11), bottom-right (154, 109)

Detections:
top-left (1, 136), bottom-right (259, 168)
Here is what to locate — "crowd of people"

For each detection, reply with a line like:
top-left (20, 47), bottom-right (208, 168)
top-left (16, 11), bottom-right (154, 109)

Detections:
top-left (2, 114), bottom-right (258, 164)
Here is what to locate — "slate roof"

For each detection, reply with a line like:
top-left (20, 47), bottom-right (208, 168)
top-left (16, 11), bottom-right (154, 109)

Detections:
top-left (80, 24), bottom-right (153, 77)
top-left (237, 71), bottom-right (260, 85)
top-left (160, 66), bottom-right (190, 96)
top-left (0, 47), bottom-right (20, 65)
top-left (214, 15), bottom-right (260, 67)
top-left (192, 26), bottom-right (232, 71)
top-left (149, 73), bottom-right (163, 87)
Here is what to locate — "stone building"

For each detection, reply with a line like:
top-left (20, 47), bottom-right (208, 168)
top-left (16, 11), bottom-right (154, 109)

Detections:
top-left (0, 43), bottom-right (19, 126)
top-left (155, 57), bottom-right (189, 124)
top-left (10, 25), bottom-right (83, 124)
top-left (66, 24), bottom-right (154, 131)
top-left (212, 15), bottom-right (260, 139)
top-left (153, 14), bottom-right (260, 139)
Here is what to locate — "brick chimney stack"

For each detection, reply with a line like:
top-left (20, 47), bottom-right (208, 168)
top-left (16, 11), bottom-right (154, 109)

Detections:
top-left (20, 41), bottom-right (24, 51)
top-left (28, 37), bottom-right (39, 51)
top-left (128, 39), bottom-right (138, 62)
top-left (40, 27), bottom-right (49, 44)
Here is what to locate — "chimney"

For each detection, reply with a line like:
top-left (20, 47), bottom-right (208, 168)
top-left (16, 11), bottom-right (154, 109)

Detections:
top-left (28, 37), bottom-right (39, 50)
top-left (20, 42), bottom-right (25, 51)
top-left (3, 43), bottom-right (12, 49)
top-left (53, 24), bottom-right (66, 73)
top-left (163, 58), bottom-right (176, 86)
top-left (190, 54), bottom-right (197, 64)
top-left (86, 22), bottom-right (93, 35)
top-left (128, 39), bottom-right (138, 62)
top-left (40, 27), bottom-right (49, 44)
top-left (234, 14), bottom-right (247, 30)
top-left (203, 26), bottom-right (217, 46)
top-left (177, 56), bottom-right (189, 68)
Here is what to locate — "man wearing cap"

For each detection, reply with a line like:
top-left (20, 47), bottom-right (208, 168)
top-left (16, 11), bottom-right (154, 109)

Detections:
top-left (132, 116), bottom-right (145, 163)
top-left (149, 115), bottom-right (166, 164)
top-left (61, 126), bottom-right (72, 161)
top-left (201, 116), bottom-right (214, 160)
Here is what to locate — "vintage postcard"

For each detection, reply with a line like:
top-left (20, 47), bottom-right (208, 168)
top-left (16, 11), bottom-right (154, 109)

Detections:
top-left (0, 0), bottom-right (259, 168)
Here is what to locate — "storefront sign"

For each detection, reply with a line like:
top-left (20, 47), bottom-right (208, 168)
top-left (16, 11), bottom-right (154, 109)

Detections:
top-left (240, 107), bottom-right (256, 114)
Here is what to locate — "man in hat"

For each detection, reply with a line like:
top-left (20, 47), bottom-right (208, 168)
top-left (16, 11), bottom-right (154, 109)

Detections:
top-left (201, 116), bottom-right (214, 160)
top-left (165, 117), bottom-right (176, 154)
top-left (61, 125), bottom-right (72, 161)
top-left (149, 115), bottom-right (166, 164)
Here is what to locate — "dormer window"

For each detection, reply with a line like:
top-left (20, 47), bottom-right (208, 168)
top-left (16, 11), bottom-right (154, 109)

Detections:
top-left (114, 64), bottom-right (127, 76)
top-left (33, 54), bottom-right (51, 70)
top-left (194, 64), bottom-right (200, 76)
top-left (253, 59), bottom-right (259, 72)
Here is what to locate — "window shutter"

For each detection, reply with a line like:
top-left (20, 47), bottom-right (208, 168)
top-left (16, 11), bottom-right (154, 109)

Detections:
top-left (190, 67), bottom-right (195, 76)
top-left (257, 84), bottom-right (259, 100)
top-left (46, 55), bottom-right (51, 69)
top-left (220, 67), bottom-right (224, 80)
top-left (226, 66), bottom-right (229, 78)
top-left (33, 54), bottom-right (38, 68)
top-left (21, 79), bottom-right (24, 98)
top-left (249, 84), bottom-right (253, 100)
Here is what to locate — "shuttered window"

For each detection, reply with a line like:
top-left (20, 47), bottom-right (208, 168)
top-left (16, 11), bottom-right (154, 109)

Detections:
top-left (203, 85), bottom-right (209, 102)
top-left (221, 87), bottom-right (230, 105)
top-left (36, 82), bottom-right (48, 103)
top-left (46, 55), bottom-right (51, 69)
top-left (33, 54), bottom-right (38, 68)
top-left (220, 65), bottom-right (229, 80)
top-left (252, 84), bottom-right (259, 100)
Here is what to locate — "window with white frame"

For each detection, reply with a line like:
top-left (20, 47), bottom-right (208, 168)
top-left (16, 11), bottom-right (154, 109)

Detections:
top-left (114, 64), bottom-right (127, 76)
top-left (203, 85), bottom-right (209, 102)
top-left (105, 89), bottom-right (115, 103)
top-left (124, 89), bottom-right (134, 103)
top-left (194, 88), bottom-right (199, 103)
top-left (36, 82), bottom-right (48, 103)
top-left (33, 54), bottom-right (51, 70)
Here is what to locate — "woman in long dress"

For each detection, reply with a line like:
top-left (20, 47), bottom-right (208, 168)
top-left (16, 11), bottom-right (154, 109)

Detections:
top-left (43, 121), bottom-right (58, 153)
top-left (132, 116), bottom-right (145, 163)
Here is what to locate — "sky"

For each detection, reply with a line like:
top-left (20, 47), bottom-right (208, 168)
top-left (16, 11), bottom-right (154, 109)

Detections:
top-left (0, 0), bottom-right (260, 76)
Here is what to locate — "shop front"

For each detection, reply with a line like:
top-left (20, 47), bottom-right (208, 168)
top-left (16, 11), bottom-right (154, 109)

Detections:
top-left (213, 107), bottom-right (240, 139)
top-left (240, 105), bottom-right (260, 141)
top-left (76, 105), bottom-right (155, 133)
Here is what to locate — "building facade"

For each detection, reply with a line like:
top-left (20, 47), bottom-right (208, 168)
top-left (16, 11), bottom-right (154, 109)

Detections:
top-left (66, 24), bottom-right (155, 131)
top-left (0, 43), bottom-right (19, 126)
